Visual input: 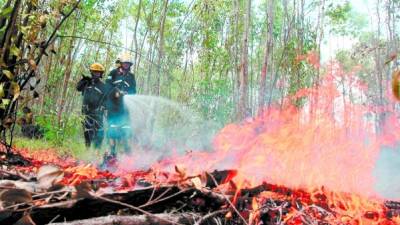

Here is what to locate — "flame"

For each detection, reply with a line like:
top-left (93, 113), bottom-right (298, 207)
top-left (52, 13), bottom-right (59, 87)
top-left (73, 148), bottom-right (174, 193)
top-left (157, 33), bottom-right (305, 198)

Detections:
top-left (8, 60), bottom-right (400, 224)
top-left (148, 62), bottom-right (395, 196)
top-left (63, 164), bottom-right (114, 185)
top-left (132, 61), bottom-right (400, 223)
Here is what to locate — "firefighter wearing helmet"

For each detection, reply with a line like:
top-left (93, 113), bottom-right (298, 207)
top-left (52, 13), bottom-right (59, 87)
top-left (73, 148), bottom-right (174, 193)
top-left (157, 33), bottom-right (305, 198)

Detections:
top-left (77, 63), bottom-right (108, 149)
top-left (103, 52), bottom-right (137, 164)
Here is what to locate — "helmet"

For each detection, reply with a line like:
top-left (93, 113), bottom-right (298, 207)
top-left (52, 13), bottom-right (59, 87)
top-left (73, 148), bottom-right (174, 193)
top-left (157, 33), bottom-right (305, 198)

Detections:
top-left (89, 63), bottom-right (105, 72)
top-left (392, 69), bottom-right (400, 100)
top-left (119, 52), bottom-right (132, 64)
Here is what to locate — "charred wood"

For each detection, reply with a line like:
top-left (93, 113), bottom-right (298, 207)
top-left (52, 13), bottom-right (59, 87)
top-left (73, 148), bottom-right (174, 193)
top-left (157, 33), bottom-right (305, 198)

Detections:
top-left (0, 186), bottom-right (226, 224)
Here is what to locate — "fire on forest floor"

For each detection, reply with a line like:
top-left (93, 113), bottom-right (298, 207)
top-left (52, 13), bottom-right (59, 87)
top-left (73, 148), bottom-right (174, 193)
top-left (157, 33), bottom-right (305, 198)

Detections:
top-left (0, 147), bottom-right (399, 225)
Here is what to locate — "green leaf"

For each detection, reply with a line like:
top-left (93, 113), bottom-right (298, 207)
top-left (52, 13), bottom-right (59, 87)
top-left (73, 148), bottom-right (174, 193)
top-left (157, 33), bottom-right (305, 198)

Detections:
top-left (10, 45), bottom-right (22, 58)
top-left (19, 25), bottom-right (31, 35)
top-left (2, 70), bottom-right (13, 80)
top-left (31, 0), bottom-right (38, 7)
top-left (0, 25), bottom-right (6, 38)
top-left (0, 7), bottom-right (13, 18)
top-left (2, 99), bottom-right (10, 106)
top-left (11, 82), bottom-right (20, 101)
top-left (0, 83), bottom-right (5, 99)
top-left (10, 45), bottom-right (21, 58)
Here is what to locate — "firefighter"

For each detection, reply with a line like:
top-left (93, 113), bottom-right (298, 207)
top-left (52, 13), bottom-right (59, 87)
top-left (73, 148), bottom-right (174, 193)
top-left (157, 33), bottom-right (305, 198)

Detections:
top-left (104, 52), bottom-right (136, 161)
top-left (77, 63), bottom-right (107, 149)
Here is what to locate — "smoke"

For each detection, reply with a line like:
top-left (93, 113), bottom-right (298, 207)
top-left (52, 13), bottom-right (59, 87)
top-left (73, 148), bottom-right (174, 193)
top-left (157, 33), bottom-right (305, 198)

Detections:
top-left (118, 95), bottom-right (219, 170)
top-left (373, 146), bottom-right (400, 200)
top-left (113, 64), bottom-right (400, 200)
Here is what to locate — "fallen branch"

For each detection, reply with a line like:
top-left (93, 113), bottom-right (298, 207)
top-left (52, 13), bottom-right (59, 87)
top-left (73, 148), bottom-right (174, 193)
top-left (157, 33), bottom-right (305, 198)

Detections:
top-left (194, 209), bottom-right (228, 225)
top-left (92, 193), bottom-right (184, 225)
top-left (206, 172), bottom-right (249, 225)
top-left (0, 186), bottom-right (225, 224)
top-left (49, 213), bottom-right (200, 225)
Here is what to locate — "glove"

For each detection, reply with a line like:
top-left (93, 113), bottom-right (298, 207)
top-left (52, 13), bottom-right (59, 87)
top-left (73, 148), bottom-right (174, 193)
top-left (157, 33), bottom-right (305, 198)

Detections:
top-left (82, 73), bottom-right (92, 79)
top-left (114, 90), bottom-right (127, 99)
top-left (115, 91), bottom-right (121, 99)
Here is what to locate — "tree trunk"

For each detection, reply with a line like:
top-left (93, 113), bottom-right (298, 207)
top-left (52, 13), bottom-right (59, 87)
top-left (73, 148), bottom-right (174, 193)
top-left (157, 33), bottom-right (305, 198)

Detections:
top-left (237, 0), bottom-right (251, 120)
top-left (232, 0), bottom-right (241, 117)
top-left (1, 0), bottom-right (21, 64)
top-left (57, 22), bottom-right (78, 126)
top-left (39, 45), bottom-right (55, 115)
top-left (258, 0), bottom-right (274, 111)
top-left (133, 0), bottom-right (142, 73)
top-left (155, 0), bottom-right (169, 96)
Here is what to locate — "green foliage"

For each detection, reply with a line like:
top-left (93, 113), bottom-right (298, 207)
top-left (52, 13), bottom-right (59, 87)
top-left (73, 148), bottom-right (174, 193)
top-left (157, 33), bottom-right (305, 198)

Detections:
top-left (36, 113), bottom-right (83, 146)
top-left (193, 78), bottom-right (234, 124)
top-left (326, 1), bottom-right (367, 36)
top-left (0, 7), bottom-right (12, 18)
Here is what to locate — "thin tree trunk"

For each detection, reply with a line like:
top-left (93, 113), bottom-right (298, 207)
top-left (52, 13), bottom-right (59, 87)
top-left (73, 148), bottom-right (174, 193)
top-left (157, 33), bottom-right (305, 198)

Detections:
top-left (57, 21), bottom-right (78, 126)
top-left (39, 45), bottom-right (55, 115)
top-left (237, 0), bottom-right (251, 120)
top-left (155, 0), bottom-right (169, 96)
top-left (1, 0), bottom-right (21, 63)
top-left (133, 0), bottom-right (142, 73)
top-left (258, 0), bottom-right (274, 111)
top-left (232, 0), bottom-right (241, 117)
top-left (105, 32), bottom-right (114, 70)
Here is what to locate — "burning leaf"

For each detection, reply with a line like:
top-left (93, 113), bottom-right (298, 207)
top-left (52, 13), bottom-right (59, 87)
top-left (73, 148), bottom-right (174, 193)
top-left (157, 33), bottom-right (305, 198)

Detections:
top-left (0, 189), bottom-right (32, 207)
top-left (2, 70), bottom-right (13, 80)
top-left (225, 211), bottom-right (232, 219)
top-left (174, 165), bottom-right (187, 179)
top-left (14, 214), bottom-right (36, 225)
top-left (190, 177), bottom-right (203, 190)
top-left (251, 197), bottom-right (259, 211)
top-left (37, 165), bottom-right (64, 189)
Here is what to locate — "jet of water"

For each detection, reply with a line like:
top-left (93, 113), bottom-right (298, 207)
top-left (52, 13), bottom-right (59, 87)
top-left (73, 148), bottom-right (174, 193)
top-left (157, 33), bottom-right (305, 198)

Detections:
top-left (120, 95), bottom-right (219, 169)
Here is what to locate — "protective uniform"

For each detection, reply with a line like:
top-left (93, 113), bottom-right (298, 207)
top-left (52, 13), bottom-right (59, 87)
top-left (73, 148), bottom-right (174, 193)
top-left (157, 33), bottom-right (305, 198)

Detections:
top-left (77, 63), bottom-right (107, 149)
top-left (104, 53), bottom-right (136, 156)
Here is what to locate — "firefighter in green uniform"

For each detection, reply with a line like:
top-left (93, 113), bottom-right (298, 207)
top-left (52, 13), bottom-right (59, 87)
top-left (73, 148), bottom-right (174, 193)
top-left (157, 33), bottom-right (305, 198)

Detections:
top-left (103, 53), bottom-right (136, 163)
top-left (77, 63), bottom-right (107, 149)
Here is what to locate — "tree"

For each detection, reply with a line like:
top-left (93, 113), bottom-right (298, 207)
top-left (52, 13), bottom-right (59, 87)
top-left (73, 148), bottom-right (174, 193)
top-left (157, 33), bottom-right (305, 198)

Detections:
top-left (258, 0), bottom-right (275, 111)
top-left (0, 0), bottom-right (81, 152)
top-left (237, 0), bottom-right (251, 120)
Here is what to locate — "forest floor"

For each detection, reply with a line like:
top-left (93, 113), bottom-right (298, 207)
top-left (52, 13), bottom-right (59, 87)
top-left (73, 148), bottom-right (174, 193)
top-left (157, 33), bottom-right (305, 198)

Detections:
top-left (13, 136), bottom-right (98, 162)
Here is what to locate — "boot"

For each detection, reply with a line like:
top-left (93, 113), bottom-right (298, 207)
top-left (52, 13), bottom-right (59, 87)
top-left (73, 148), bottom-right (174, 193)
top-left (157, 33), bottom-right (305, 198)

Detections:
top-left (100, 152), bottom-right (117, 169)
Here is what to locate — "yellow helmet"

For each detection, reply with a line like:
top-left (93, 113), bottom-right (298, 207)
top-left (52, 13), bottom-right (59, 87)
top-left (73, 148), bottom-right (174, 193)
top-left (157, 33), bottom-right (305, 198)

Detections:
top-left (392, 69), bottom-right (400, 100)
top-left (89, 63), bottom-right (105, 72)
top-left (119, 52), bottom-right (132, 64)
